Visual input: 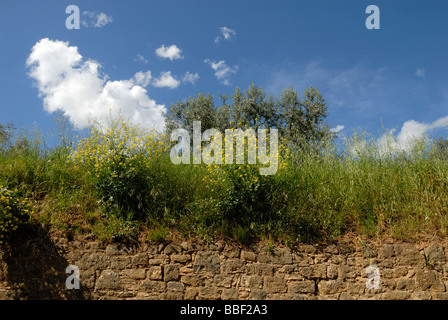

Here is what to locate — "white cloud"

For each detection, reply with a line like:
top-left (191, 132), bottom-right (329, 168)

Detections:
top-left (204, 59), bottom-right (238, 85)
top-left (215, 26), bottom-right (236, 44)
top-left (134, 54), bottom-right (148, 64)
top-left (416, 68), bottom-right (426, 77)
top-left (133, 70), bottom-right (152, 87)
top-left (82, 11), bottom-right (113, 28)
top-left (152, 71), bottom-right (180, 89)
top-left (95, 12), bottom-right (113, 28)
top-left (26, 38), bottom-right (166, 132)
top-left (378, 115), bottom-right (448, 154)
top-left (155, 44), bottom-right (183, 61)
top-left (330, 125), bottom-right (344, 133)
top-left (182, 72), bottom-right (199, 85)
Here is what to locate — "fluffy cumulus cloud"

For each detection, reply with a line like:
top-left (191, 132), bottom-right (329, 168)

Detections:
top-left (133, 70), bottom-right (152, 87)
top-left (82, 11), bottom-right (113, 28)
top-left (204, 59), bottom-right (238, 85)
top-left (26, 38), bottom-right (166, 132)
top-left (376, 115), bottom-right (448, 155)
top-left (152, 71), bottom-right (180, 89)
top-left (155, 44), bottom-right (183, 61)
top-left (182, 72), bottom-right (199, 85)
top-left (215, 26), bottom-right (236, 44)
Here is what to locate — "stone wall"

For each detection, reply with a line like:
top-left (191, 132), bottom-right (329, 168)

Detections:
top-left (1, 230), bottom-right (448, 300)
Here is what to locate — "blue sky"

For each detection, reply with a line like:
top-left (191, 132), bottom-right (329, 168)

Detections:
top-left (1, 0), bottom-right (448, 147)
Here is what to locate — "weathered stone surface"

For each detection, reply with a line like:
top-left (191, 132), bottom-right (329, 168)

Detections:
top-left (184, 287), bottom-right (199, 300)
top-left (213, 274), bottom-right (233, 288)
top-left (81, 269), bottom-right (96, 289)
top-left (339, 292), bottom-right (354, 300)
top-left (381, 291), bottom-right (411, 300)
top-left (142, 280), bottom-right (166, 292)
top-left (241, 275), bottom-right (263, 289)
top-left (171, 254), bottom-right (190, 263)
top-left (96, 270), bottom-right (122, 290)
top-left (246, 263), bottom-right (275, 276)
top-left (167, 281), bottom-right (184, 292)
top-left (111, 256), bottom-right (131, 270)
top-left (222, 245), bottom-right (240, 258)
top-left (264, 276), bottom-right (287, 293)
top-left (121, 268), bottom-right (146, 280)
top-left (131, 253), bottom-right (148, 266)
top-left (397, 278), bottom-right (415, 291)
top-left (221, 259), bottom-right (244, 274)
top-left (318, 280), bottom-right (345, 295)
top-left (164, 243), bottom-right (182, 255)
top-left (5, 235), bottom-right (448, 300)
top-left (181, 274), bottom-right (204, 287)
top-left (301, 265), bottom-right (327, 279)
top-left (425, 244), bottom-right (446, 264)
top-left (221, 287), bottom-right (239, 300)
top-left (161, 291), bottom-right (184, 300)
top-left (199, 286), bottom-right (220, 300)
top-left (395, 245), bottom-right (425, 268)
top-left (249, 289), bottom-right (267, 300)
top-left (240, 250), bottom-right (256, 262)
top-left (380, 245), bottom-right (395, 258)
top-left (78, 253), bottom-right (110, 270)
top-left (411, 291), bottom-right (432, 300)
top-left (164, 264), bottom-right (179, 281)
top-left (288, 280), bottom-right (315, 294)
top-left (148, 266), bottom-right (163, 280)
top-left (415, 270), bottom-right (445, 292)
top-left (327, 264), bottom-right (338, 279)
top-left (193, 252), bottom-right (220, 274)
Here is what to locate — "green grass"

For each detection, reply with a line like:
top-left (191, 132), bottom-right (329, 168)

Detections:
top-left (1, 118), bottom-right (448, 245)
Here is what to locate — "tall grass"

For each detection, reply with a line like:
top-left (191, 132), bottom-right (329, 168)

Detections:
top-left (1, 117), bottom-right (448, 244)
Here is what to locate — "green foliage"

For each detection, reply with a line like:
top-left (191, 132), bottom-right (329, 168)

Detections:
top-left (2, 87), bottom-right (448, 245)
top-left (164, 83), bottom-right (332, 151)
top-left (0, 186), bottom-right (32, 244)
top-left (71, 117), bottom-right (169, 220)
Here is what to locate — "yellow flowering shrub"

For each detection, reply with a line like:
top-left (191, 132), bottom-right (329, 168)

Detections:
top-left (0, 186), bottom-right (32, 244)
top-left (197, 126), bottom-right (291, 231)
top-left (70, 117), bottom-right (169, 219)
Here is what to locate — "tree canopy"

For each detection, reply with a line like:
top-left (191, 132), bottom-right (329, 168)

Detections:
top-left (164, 83), bottom-right (332, 151)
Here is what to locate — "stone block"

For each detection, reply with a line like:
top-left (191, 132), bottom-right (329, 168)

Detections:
top-left (164, 264), bottom-right (179, 281)
top-left (122, 268), bottom-right (146, 280)
top-left (96, 270), bottom-right (122, 290)
top-left (221, 287), bottom-right (239, 300)
top-left (249, 289), bottom-right (267, 300)
top-left (241, 250), bottom-right (256, 262)
top-left (221, 259), bottom-right (244, 274)
top-left (193, 251), bottom-right (220, 274)
top-left (288, 280), bottom-right (315, 294)
top-left (415, 270), bottom-right (445, 292)
top-left (131, 253), bottom-right (148, 266)
top-left (318, 280), bottom-right (345, 295)
top-left (213, 274), bottom-right (233, 288)
top-left (142, 280), bottom-right (166, 292)
top-left (199, 287), bottom-right (221, 300)
top-left (241, 275), bottom-right (263, 289)
top-left (264, 276), bottom-right (287, 293)
top-left (148, 266), bottom-right (163, 280)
